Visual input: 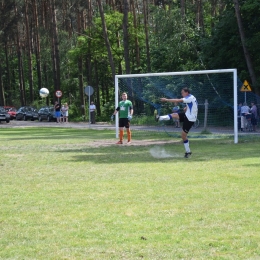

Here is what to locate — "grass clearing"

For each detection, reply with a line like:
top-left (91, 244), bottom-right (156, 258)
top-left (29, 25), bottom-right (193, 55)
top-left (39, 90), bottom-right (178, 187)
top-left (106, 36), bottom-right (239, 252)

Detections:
top-left (1, 127), bottom-right (260, 259)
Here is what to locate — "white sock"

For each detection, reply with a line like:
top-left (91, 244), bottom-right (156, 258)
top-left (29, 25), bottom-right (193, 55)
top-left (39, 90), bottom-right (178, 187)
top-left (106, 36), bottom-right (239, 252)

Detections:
top-left (184, 140), bottom-right (190, 153)
top-left (159, 115), bottom-right (170, 121)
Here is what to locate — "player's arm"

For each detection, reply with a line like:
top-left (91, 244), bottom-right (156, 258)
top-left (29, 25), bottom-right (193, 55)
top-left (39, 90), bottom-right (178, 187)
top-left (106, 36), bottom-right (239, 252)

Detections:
top-left (129, 107), bottom-right (133, 116)
top-left (111, 107), bottom-right (119, 120)
top-left (112, 107), bottom-right (120, 115)
top-left (160, 98), bottom-right (183, 103)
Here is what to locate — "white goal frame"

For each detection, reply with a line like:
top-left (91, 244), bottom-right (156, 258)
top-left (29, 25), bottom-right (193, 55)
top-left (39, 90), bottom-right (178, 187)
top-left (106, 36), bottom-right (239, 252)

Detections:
top-left (115, 69), bottom-right (238, 143)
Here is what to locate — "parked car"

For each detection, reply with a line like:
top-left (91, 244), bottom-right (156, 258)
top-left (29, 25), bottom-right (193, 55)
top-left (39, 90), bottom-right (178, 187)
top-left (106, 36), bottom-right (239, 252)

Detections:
top-left (0, 106), bottom-right (11, 123)
top-left (4, 106), bottom-right (17, 119)
top-left (38, 106), bottom-right (56, 122)
top-left (16, 106), bottom-right (38, 121)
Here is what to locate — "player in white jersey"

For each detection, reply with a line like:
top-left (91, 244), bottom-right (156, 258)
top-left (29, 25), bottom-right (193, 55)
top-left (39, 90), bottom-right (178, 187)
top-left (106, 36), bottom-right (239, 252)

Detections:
top-left (156, 87), bottom-right (198, 158)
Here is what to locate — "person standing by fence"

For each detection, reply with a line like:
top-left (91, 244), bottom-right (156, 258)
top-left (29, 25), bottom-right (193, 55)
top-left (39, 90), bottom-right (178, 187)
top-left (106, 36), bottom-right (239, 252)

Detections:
top-left (250, 102), bottom-right (258, 131)
top-left (89, 101), bottom-right (96, 124)
top-left (240, 102), bottom-right (250, 131)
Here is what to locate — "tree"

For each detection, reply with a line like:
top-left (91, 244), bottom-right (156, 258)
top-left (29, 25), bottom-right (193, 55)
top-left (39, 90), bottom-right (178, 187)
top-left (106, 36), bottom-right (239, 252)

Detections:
top-left (233, 0), bottom-right (258, 90)
top-left (97, 0), bottom-right (116, 80)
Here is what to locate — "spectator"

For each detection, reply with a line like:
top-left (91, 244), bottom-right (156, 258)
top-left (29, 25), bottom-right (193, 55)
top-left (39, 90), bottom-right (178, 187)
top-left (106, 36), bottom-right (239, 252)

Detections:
top-left (62, 103), bottom-right (69, 123)
top-left (238, 103), bottom-right (242, 116)
top-left (240, 102), bottom-right (250, 131)
top-left (250, 102), bottom-right (258, 131)
top-left (89, 101), bottom-right (96, 124)
top-left (54, 101), bottom-right (61, 123)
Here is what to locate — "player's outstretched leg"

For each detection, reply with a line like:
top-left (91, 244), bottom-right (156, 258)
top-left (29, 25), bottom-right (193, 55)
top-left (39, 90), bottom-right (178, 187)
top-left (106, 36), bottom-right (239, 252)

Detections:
top-left (156, 114), bottom-right (173, 122)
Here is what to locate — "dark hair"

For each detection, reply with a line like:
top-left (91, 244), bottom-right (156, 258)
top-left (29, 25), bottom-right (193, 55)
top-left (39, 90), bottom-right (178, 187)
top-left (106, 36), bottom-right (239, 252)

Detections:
top-left (182, 87), bottom-right (190, 94)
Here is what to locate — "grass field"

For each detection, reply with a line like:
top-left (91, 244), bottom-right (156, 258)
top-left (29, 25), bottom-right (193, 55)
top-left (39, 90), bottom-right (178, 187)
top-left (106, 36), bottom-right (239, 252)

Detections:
top-left (1, 127), bottom-right (260, 259)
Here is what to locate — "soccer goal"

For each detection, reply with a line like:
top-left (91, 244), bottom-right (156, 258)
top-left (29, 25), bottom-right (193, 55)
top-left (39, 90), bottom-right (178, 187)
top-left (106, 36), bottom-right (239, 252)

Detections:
top-left (115, 69), bottom-right (238, 143)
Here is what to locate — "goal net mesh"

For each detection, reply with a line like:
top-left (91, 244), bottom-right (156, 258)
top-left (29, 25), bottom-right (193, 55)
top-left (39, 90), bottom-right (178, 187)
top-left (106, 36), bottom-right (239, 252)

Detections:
top-left (115, 70), bottom-right (238, 141)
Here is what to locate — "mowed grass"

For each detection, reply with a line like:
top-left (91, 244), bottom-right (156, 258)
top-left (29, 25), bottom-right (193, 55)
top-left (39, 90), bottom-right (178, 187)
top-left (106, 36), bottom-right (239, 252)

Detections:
top-left (0, 127), bottom-right (260, 259)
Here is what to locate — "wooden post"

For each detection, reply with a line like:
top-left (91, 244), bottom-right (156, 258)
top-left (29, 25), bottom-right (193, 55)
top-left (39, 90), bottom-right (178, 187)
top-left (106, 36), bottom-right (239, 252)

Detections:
top-left (203, 99), bottom-right (208, 131)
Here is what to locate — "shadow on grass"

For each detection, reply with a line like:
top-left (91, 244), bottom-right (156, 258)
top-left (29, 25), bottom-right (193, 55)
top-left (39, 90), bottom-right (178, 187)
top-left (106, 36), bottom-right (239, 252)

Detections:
top-left (2, 128), bottom-right (260, 165)
top-left (54, 139), bottom-right (260, 164)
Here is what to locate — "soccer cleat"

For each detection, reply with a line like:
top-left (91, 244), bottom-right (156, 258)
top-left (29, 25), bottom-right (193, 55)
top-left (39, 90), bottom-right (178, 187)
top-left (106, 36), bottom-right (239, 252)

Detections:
top-left (184, 152), bottom-right (192, 158)
top-left (116, 141), bottom-right (123, 144)
top-left (127, 141), bottom-right (131, 145)
top-left (155, 115), bottom-right (160, 122)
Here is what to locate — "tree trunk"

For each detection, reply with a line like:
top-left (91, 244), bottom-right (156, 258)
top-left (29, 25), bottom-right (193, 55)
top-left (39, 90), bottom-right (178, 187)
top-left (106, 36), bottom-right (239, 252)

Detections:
top-left (32, 0), bottom-right (42, 91)
top-left (0, 65), bottom-right (5, 106)
top-left (4, 39), bottom-right (12, 104)
top-left (233, 0), bottom-right (258, 89)
top-left (15, 4), bottom-right (26, 106)
top-left (25, 0), bottom-right (34, 102)
top-left (131, 0), bottom-right (140, 71)
top-left (97, 0), bottom-right (116, 80)
top-left (94, 59), bottom-right (101, 116)
top-left (78, 57), bottom-right (86, 120)
top-left (195, 0), bottom-right (204, 33)
top-left (50, 0), bottom-right (61, 91)
top-left (122, 0), bottom-right (131, 74)
top-left (180, 0), bottom-right (185, 19)
top-left (143, 0), bottom-right (151, 72)
top-left (77, 5), bottom-right (86, 120)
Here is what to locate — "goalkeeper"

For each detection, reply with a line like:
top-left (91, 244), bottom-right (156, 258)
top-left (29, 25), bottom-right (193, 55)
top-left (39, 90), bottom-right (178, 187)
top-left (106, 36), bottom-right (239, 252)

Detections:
top-left (111, 92), bottom-right (133, 144)
top-left (156, 87), bottom-right (198, 158)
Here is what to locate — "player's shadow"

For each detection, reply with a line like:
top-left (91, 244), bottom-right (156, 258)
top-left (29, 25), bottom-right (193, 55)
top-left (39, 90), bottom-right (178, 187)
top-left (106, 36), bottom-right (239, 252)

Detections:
top-left (55, 141), bottom-right (260, 164)
top-left (56, 144), bottom-right (179, 164)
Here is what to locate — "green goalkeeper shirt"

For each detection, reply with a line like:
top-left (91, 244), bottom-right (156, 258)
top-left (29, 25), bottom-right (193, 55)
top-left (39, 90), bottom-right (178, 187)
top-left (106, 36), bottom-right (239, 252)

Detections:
top-left (116, 100), bottom-right (133, 118)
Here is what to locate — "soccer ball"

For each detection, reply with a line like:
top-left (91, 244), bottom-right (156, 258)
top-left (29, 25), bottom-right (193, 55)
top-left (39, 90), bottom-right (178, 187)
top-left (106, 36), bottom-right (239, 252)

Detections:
top-left (39, 88), bottom-right (49, 98)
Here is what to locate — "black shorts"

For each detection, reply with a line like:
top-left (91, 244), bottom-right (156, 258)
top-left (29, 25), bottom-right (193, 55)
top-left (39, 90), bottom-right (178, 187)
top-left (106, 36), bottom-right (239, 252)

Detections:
top-left (119, 118), bottom-right (130, 128)
top-left (178, 113), bottom-right (194, 133)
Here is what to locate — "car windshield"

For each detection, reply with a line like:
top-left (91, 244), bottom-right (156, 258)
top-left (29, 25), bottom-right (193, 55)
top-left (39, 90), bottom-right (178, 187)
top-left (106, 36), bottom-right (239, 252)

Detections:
top-left (0, 107), bottom-right (6, 112)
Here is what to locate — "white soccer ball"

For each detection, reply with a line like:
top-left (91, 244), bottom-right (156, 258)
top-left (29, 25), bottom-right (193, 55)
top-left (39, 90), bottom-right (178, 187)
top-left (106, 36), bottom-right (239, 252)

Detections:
top-left (39, 88), bottom-right (49, 98)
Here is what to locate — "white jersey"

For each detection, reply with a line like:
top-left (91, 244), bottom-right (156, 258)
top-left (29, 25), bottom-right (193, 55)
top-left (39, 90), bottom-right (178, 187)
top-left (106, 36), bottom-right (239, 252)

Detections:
top-left (182, 94), bottom-right (198, 122)
top-left (241, 105), bottom-right (249, 114)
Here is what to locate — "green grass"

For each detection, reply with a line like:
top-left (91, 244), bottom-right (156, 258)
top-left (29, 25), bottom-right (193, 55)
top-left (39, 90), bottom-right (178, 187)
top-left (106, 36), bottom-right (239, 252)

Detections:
top-left (1, 127), bottom-right (260, 259)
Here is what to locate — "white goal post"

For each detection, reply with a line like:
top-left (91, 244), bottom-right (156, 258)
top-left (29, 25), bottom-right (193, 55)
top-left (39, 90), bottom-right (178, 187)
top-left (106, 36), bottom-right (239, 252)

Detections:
top-left (115, 69), bottom-right (238, 143)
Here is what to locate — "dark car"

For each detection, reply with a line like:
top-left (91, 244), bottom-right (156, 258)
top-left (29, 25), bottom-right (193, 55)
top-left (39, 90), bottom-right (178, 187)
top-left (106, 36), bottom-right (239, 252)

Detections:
top-left (16, 106), bottom-right (38, 121)
top-left (4, 106), bottom-right (17, 119)
top-left (0, 106), bottom-right (11, 123)
top-left (38, 106), bottom-right (56, 122)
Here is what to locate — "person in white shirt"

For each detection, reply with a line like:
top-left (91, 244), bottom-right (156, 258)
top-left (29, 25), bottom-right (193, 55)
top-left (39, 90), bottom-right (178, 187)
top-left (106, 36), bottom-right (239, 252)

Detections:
top-left (250, 102), bottom-right (258, 131)
top-left (61, 103), bottom-right (69, 123)
top-left (240, 102), bottom-right (250, 131)
top-left (89, 101), bottom-right (96, 124)
top-left (156, 87), bottom-right (198, 158)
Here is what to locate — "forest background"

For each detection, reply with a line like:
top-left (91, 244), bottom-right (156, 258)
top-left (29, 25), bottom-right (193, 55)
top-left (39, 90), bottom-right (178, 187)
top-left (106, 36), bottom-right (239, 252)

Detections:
top-left (0, 0), bottom-right (259, 121)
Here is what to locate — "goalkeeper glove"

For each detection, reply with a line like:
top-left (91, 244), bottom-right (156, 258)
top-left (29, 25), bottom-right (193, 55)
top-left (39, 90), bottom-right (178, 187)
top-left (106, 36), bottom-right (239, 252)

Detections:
top-left (111, 115), bottom-right (115, 121)
top-left (128, 115), bottom-right (132, 120)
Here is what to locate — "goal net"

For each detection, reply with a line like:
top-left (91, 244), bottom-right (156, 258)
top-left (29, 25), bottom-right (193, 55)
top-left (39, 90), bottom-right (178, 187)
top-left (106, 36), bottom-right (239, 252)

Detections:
top-left (115, 69), bottom-right (238, 143)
